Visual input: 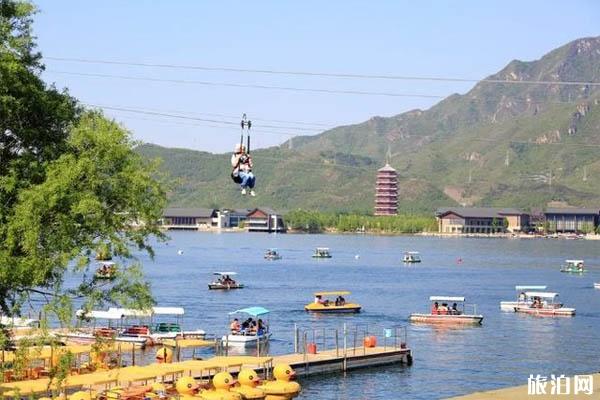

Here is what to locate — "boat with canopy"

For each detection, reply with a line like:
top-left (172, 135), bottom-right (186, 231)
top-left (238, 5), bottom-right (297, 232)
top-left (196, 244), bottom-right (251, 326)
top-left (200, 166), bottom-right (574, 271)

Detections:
top-left (304, 291), bottom-right (361, 313)
top-left (560, 259), bottom-right (586, 273)
top-left (264, 248), bottom-right (282, 260)
top-left (409, 296), bottom-right (483, 325)
top-left (500, 285), bottom-right (547, 311)
top-left (514, 292), bottom-right (575, 316)
top-left (222, 306), bottom-right (271, 348)
top-left (402, 251), bottom-right (422, 263)
top-left (208, 272), bottom-right (244, 290)
top-left (312, 247), bottom-right (332, 258)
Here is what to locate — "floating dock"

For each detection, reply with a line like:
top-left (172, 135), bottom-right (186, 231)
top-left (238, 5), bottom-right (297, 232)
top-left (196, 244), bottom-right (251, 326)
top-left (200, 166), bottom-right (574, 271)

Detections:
top-left (271, 346), bottom-right (412, 377)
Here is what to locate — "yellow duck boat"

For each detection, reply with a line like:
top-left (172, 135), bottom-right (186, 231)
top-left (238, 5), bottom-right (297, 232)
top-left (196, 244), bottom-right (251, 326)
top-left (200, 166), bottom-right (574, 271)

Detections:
top-left (259, 364), bottom-right (301, 400)
top-left (304, 291), bottom-right (361, 313)
top-left (200, 371), bottom-right (242, 400)
top-left (232, 368), bottom-right (266, 399)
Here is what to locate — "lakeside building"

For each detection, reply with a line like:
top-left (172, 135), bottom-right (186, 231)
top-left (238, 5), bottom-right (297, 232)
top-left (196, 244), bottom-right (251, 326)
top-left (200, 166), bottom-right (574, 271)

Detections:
top-left (161, 208), bottom-right (218, 230)
top-left (544, 207), bottom-right (599, 233)
top-left (436, 207), bottom-right (529, 234)
top-left (245, 208), bottom-right (286, 233)
top-left (161, 207), bottom-right (285, 232)
top-left (374, 164), bottom-right (398, 216)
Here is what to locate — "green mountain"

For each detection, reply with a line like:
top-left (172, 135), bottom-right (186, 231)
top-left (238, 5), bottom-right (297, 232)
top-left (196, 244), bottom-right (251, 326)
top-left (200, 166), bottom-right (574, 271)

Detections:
top-left (137, 36), bottom-right (600, 213)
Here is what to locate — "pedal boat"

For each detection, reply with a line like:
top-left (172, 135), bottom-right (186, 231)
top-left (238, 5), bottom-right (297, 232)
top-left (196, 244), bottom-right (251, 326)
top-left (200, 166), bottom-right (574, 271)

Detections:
top-left (264, 248), bottom-right (282, 260)
top-left (209, 271), bottom-right (244, 290)
top-left (560, 259), bottom-right (586, 273)
top-left (402, 251), bottom-right (422, 263)
top-left (312, 247), bottom-right (332, 258)
top-left (500, 285), bottom-right (547, 311)
top-left (305, 291), bottom-right (361, 313)
top-left (222, 306), bottom-right (272, 348)
top-left (94, 261), bottom-right (117, 280)
top-left (409, 296), bottom-right (483, 325)
top-left (594, 283), bottom-right (600, 289)
top-left (514, 292), bottom-right (575, 316)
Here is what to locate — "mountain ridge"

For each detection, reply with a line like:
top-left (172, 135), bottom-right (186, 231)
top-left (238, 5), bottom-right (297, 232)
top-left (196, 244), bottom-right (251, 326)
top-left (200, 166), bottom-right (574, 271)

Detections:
top-left (137, 36), bottom-right (600, 213)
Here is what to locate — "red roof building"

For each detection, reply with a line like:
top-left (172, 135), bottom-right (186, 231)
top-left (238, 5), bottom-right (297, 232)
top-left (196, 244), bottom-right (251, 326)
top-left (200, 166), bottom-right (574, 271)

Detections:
top-left (374, 164), bottom-right (398, 216)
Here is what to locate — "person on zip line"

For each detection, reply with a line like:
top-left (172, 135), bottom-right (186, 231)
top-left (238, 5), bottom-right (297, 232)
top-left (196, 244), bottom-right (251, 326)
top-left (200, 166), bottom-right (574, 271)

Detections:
top-left (231, 143), bottom-right (256, 196)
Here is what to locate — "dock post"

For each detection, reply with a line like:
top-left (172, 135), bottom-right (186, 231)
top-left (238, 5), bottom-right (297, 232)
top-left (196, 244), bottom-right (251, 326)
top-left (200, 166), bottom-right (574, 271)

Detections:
top-left (353, 325), bottom-right (357, 355)
top-left (335, 329), bottom-right (339, 358)
top-left (293, 323), bottom-right (298, 353)
top-left (225, 336), bottom-right (229, 356)
top-left (302, 332), bottom-right (307, 362)
top-left (323, 328), bottom-right (326, 350)
top-left (343, 324), bottom-right (347, 371)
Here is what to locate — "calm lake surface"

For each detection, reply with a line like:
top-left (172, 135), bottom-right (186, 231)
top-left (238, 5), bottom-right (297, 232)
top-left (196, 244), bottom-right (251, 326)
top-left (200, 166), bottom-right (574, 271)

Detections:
top-left (134, 232), bottom-right (600, 399)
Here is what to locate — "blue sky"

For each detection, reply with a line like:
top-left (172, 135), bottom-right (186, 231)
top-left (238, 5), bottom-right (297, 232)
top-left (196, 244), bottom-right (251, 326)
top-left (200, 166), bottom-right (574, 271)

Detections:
top-left (35, 1), bottom-right (599, 153)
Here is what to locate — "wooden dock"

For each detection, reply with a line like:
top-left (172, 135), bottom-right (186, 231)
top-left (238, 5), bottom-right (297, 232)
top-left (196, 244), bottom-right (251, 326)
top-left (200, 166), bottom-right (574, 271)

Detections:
top-left (271, 346), bottom-right (412, 377)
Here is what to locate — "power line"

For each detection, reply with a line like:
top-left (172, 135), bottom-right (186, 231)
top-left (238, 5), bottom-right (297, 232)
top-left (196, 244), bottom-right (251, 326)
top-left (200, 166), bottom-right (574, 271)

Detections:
top-left (47, 70), bottom-right (447, 99)
top-left (45, 56), bottom-right (600, 87)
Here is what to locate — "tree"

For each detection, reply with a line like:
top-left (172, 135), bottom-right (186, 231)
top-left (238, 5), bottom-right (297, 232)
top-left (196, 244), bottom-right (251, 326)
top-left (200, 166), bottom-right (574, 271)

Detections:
top-left (0, 1), bottom-right (166, 322)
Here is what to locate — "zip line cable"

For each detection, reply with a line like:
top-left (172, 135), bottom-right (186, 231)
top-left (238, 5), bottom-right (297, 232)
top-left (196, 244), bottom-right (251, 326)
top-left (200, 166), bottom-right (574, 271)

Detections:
top-left (45, 56), bottom-right (600, 87)
top-left (86, 104), bottom-right (319, 134)
top-left (95, 103), bottom-right (332, 128)
top-left (94, 104), bottom-right (600, 148)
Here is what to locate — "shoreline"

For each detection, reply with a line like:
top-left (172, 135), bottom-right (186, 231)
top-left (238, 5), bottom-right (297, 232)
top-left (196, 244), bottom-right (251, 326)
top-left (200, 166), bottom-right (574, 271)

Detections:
top-left (160, 227), bottom-right (600, 240)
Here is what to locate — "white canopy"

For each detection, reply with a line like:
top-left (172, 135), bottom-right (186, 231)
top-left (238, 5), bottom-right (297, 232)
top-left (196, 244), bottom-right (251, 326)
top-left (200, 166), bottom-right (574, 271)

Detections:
top-left (429, 296), bottom-right (465, 302)
top-left (0, 316), bottom-right (38, 327)
top-left (524, 292), bottom-right (558, 299)
top-left (405, 251), bottom-right (420, 255)
top-left (565, 260), bottom-right (584, 264)
top-left (213, 272), bottom-right (237, 276)
top-left (97, 261), bottom-right (116, 266)
top-left (515, 285), bottom-right (547, 291)
top-left (108, 307), bottom-right (152, 318)
top-left (152, 307), bottom-right (184, 316)
top-left (76, 309), bottom-right (124, 320)
top-left (316, 247), bottom-right (330, 250)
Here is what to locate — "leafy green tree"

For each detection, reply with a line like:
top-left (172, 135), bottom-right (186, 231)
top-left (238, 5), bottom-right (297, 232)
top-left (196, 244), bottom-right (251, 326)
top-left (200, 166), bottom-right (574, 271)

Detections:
top-left (0, 1), bottom-right (166, 323)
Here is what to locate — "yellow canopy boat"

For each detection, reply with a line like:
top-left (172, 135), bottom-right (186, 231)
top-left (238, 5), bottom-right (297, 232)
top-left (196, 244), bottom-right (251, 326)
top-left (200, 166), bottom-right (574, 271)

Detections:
top-left (304, 291), bottom-right (361, 313)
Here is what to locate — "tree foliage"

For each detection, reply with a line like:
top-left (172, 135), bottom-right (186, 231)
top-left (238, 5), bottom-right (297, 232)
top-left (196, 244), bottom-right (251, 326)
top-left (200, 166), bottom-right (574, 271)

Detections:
top-left (0, 1), bottom-right (166, 323)
top-left (285, 210), bottom-right (437, 233)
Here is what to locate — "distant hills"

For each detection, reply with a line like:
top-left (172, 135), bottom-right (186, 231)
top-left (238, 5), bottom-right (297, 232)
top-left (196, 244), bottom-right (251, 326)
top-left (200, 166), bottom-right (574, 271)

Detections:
top-left (137, 36), bottom-right (600, 213)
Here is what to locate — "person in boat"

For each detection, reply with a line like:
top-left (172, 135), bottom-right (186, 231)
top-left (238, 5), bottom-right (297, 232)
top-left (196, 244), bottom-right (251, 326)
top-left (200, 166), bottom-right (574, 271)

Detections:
top-left (451, 303), bottom-right (459, 315)
top-left (257, 319), bottom-right (265, 335)
top-left (231, 143), bottom-right (256, 196)
top-left (248, 320), bottom-right (258, 335)
top-left (518, 292), bottom-right (526, 302)
top-left (230, 318), bottom-right (241, 334)
top-left (439, 303), bottom-right (448, 315)
top-left (431, 301), bottom-right (439, 315)
top-left (335, 296), bottom-right (346, 306)
top-left (242, 318), bottom-right (255, 334)
top-left (315, 295), bottom-right (327, 305)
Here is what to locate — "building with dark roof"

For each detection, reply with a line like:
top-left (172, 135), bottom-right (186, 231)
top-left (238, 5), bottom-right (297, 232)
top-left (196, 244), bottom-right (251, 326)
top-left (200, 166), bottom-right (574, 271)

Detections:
top-left (245, 208), bottom-right (286, 233)
top-left (162, 208), bottom-right (217, 230)
top-left (436, 207), bottom-right (529, 234)
top-left (544, 207), bottom-right (599, 233)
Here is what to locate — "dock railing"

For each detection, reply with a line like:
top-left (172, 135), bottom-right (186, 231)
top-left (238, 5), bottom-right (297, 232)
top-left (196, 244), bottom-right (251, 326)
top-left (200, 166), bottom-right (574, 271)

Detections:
top-left (294, 323), bottom-right (407, 362)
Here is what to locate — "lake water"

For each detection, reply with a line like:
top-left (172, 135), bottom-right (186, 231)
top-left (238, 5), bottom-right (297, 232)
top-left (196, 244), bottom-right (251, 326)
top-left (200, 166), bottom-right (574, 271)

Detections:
top-left (135, 232), bottom-right (600, 399)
